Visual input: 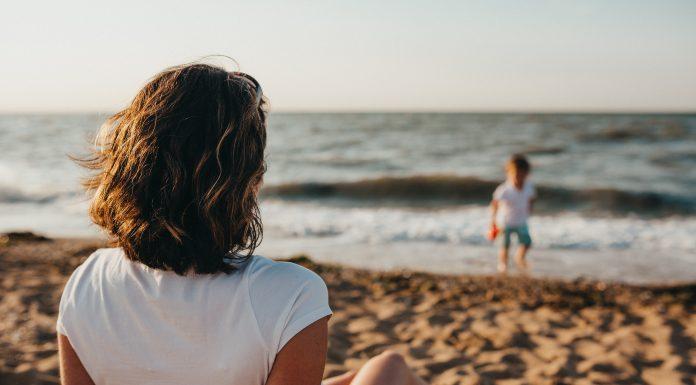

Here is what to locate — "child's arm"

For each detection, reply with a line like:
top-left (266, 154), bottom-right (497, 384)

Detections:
top-left (528, 183), bottom-right (536, 216)
top-left (490, 199), bottom-right (499, 227)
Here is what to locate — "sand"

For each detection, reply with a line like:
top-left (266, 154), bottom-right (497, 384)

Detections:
top-left (1, 232), bottom-right (694, 385)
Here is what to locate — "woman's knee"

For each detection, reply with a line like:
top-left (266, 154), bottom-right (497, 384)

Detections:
top-left (372, 350), bottom-right (407, 370)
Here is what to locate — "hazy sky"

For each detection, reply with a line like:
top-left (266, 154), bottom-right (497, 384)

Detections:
top-left (1, 0), bottom-right (695, 112)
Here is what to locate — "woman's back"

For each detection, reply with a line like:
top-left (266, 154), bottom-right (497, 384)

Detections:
top-left (57, 62), bottom-right (423, 385)
top-left (57, 248), bottom-right (331, 385)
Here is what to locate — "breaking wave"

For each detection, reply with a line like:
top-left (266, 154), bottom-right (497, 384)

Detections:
top-left (262, 175), bottom-right (695, 217)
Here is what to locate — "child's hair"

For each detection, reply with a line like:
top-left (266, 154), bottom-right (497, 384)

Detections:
top-left (78, 62), bottom-right (267, 275)
top-left (506, 153), bottom-right (531, 173)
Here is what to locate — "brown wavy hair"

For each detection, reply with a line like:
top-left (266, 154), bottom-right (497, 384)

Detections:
top-left (78, 63), bottom-right (267, 274)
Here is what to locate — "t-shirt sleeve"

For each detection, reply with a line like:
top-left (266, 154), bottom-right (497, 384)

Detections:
top-left (247, 259), bottom-right (332, 358)
top-left (275, 270), bottom-right (331, 351)
top-left (56, 260), bottom-right (87, 336)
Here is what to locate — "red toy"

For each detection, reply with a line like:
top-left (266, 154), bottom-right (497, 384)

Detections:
top-left (487, 223), bottom-right (500, 241)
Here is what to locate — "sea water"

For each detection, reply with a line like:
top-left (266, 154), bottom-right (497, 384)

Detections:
top-left (1, 113), bottom-right (694, 283)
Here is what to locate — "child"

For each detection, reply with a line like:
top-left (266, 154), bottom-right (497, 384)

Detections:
top-left (489, 154), bottom-right (536, 273)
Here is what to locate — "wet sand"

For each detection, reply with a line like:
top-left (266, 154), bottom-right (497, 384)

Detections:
top-left (1, 233), bottom-right (694, 385)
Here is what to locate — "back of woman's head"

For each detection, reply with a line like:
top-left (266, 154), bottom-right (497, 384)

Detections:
top-left (80, 62), bottom-right (267, 275)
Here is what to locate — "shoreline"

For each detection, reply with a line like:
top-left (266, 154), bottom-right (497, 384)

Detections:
top-left (3, 231), bottom-right (695, 285)
top-left (4, 195), bottom-right (696, 285)
top-left (1, 233), bottom-right (695, 384)
top-left (3, 231), bottom-right (696, 287)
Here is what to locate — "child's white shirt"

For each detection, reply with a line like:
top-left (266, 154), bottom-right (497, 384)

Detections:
top-left (493, 180), bottom-right (536, 227)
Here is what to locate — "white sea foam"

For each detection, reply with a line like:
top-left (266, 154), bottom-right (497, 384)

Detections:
top-left (261, 200), bottom-right (696, 253)
top-left (1, 113), bottom-right (695, 282)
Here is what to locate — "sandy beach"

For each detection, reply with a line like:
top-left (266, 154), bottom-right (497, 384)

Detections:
top-left (1, 232), bottom-right (694, 385)
top-left (3, 1), bottom-right (696, 383)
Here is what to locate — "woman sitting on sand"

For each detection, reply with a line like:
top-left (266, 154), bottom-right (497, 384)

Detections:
top-left (58, 62), bottom-right (427, 385)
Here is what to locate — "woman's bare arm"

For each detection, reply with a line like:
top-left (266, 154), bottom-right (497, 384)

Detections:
top-left (58, 334), bottom-right (95, 385)
top-left (265, 317), bottom-right (330, 385)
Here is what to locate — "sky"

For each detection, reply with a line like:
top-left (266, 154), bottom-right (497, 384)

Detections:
top-left (1, 0), bottom-right (695, 113)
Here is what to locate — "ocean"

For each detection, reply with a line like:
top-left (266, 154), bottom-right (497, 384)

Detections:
top-left (1, 113), bottom-right (695, 283)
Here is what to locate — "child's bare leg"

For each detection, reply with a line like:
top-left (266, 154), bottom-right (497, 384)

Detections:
top-left (498, 247), bottom-right (509, 273)
top-left (514, 245), bottom-right (530, 271)
top-left (339, 350), bottom-right (427, 385)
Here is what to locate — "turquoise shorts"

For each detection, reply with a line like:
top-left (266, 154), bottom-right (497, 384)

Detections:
top-left (502, 225), bottom-right (532, 248)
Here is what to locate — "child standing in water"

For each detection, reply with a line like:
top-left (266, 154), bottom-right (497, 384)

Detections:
top-left (489, 154), bottom-right (536, 273)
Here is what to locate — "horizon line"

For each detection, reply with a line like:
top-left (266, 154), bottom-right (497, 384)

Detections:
top-left (1, 108), bottom-right (695, 116)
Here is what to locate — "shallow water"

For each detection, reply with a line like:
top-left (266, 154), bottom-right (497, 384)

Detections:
top-left (1, 113), bottom-right (695, 282)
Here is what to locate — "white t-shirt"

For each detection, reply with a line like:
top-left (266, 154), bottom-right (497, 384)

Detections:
top-left (57, 248), bottom-right (332, 385)
top-left (493, 180), bottom-right (536, 227)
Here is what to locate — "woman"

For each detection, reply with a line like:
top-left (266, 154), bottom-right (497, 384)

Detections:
top-left (58, 62), bottom-right (427, 385)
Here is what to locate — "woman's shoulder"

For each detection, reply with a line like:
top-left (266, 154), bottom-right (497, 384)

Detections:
top-left (244, 255), bottom-right (329, 310)
top-left (65, 247), bottom-right (121, 280)
top-left (57, 248), bottom-right (123, 334)
top-left (244, 256), bottom-right (332, 354)
top-left (62, 251), bottom-right (328, 297)
top-left (244, 255), bottom-right (327, 291)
